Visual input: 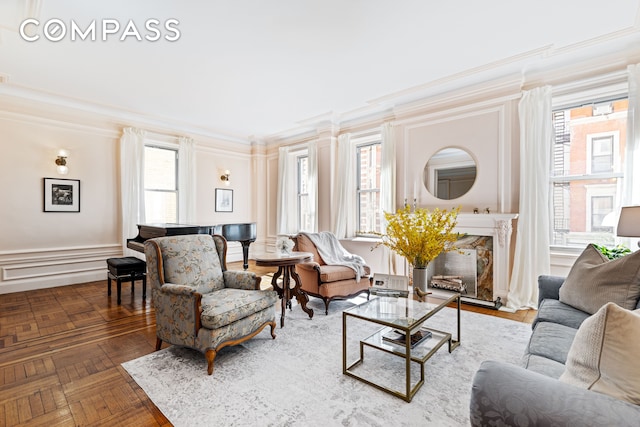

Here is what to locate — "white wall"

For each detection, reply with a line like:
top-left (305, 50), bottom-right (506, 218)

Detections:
top-left (0, 95), bottom-right (255, 294)
top-left (265, 93), bottom-right (521, 278)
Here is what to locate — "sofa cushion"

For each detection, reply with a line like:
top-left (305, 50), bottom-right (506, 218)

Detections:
top-left (525, 321), bottom-right (577, 365)
top-left (559, 302), bottom-right (640, 405)
top-left (200, 288), bottom-right (278, 329)
top-left (318, 264), bottom-right (357, 282)
top-left (558, 244), bottom-right (640, 314)
top-left (533, 299), bottom-right (590, 330)
top-left (521, 354), bottom-right (566, 379)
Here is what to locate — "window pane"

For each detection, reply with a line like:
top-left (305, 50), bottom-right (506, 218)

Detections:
top-left (298, 194), bottom-right (311, 232)
top-left (358, 190), bottom-right (380, 232)
top-left (551, 98), bottom-right (627, 248)
top-left (145, 146), bottom-right (176, 190)
top-left (144, 146), bottom-right (178, 223)
top-left (298, 156), bottom-right (308, 194)
top-left (591, 196), bottom-right (613, 232)
top-left (357, 142), bottom-right (382, 234)
top-left (591, 136), bottom-right (613, 173)
top-left (358, 145), bottom-right (381, 190)
top-left (145, 191), bottom-right (177, 223)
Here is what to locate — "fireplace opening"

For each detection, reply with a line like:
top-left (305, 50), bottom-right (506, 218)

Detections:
top-left (427, 249), bottom-right (478, 298)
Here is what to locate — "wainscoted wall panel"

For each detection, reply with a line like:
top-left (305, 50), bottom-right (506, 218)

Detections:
top-left (0, 244), bottom-right (121, 293)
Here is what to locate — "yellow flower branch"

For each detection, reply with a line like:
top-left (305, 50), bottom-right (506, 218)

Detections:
top-left (372, 205), bottom-right (460, 268)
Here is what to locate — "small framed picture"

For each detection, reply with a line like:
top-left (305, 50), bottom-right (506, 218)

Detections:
top-left (43, 178), bottom-right (80, 212)
top-left (215, 188), bottom-right (233, 212)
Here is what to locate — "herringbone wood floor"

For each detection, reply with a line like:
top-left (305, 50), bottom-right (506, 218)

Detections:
top-left (0, 261), bottom-right (535, 426)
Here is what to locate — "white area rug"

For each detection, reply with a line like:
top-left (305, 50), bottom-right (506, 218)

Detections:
top-left (122, 297), bottom-right (532, 427)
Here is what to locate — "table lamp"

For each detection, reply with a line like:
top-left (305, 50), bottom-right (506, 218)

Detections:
top-left (617, 206), bottom-right (640, 248)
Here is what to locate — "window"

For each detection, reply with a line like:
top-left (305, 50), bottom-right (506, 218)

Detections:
top-left (550, 97), bottom-right (627, 248)
top-left (144, 145), bottom-right (178, 223)
top-left (297, 155), bottom-right (311, 232)
top-left (590, 135), bottom-right (614, 173)
top-left (356, 141), bottom-right (381, 234)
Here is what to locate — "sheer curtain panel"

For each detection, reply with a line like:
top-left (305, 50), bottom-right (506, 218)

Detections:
top-left (507, 86), bottom-right (552, 310)
top-left (277, 146), bottom-right (295, 235)
top-left (308, 139), bottom-right (319, 232)
top-left (178, 136), bottom-right (196, 224)
top-left (624, 63), bottom-right (640, 205)
top-left (381, 122), bottom-right (397, 273)
top-left (120, 127), bottom-right (146, 257)
top-left (333, 133), bottom-right (356, 238)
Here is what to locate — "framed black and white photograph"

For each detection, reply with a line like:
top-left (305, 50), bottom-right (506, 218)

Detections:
top-left (43, 178), bottom-right (80, 212)
top-left (215, 188), bottom-right (233, 212)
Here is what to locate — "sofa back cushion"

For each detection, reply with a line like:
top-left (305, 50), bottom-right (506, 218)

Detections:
top-left (158, 234), bottom-right (225, 293)
top-left (559, 244), bottom-right (640, 314)
top-left (559, 302), bottom-right (640, 405)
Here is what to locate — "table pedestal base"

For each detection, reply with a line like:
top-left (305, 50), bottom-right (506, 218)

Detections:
top-left (272, 265), bottom-right (314, 327)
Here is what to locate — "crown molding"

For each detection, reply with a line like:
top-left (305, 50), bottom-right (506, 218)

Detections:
top-left (0, 81), bottom-right (251, 144)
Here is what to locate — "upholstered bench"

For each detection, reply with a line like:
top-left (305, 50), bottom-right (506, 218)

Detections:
top-left (106, 257), bottom-right (147, 304)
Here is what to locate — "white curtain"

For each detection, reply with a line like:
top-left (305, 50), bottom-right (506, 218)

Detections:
top-left (277, 146), bottom-right (295, 235)
top-left (380, 122), bottom-right (396, 220)
top-left (624, 63), bottom-right (640, 205)
top-left (333, 133), bottom-right (356, 238)
top-left (507, 86), bottom-right (552, 310)
top-left (178, 136), bottom-right (196, 224)
top-left (120, 127), bottom-right (146, 257)
top-left (380, 122), bottom-right (397, 273)
top-left (308, 139), bottom-right (319, 232)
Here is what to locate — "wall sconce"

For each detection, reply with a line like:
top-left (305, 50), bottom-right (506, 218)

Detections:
top-left (220, 170), bottom-right (231, 186)
top-left (55, 149), bottom-right (69, 175)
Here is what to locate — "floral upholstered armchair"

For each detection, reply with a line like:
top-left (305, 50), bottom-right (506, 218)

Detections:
top-left (145, 234), bottom-right (277, 375)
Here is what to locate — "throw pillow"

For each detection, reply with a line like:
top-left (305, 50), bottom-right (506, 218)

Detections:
top-left (559, 302), bottom-right (640, 405)
top-left (558, 244), bottom-right (640, 314)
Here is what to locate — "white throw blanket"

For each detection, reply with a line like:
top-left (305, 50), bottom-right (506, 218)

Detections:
top-left (301, 232), bottom-right (367, 282)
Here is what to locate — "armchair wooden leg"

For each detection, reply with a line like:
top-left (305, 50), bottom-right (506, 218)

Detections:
top-left (269, 321), bottom-right (277, 339)
top-left (205, 349), bottom-right (217, 375)
top-left (155, 337), bottom-right (163, 351)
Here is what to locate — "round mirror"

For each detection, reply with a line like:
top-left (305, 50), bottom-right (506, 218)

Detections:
top-left (424, 148), bottom-right (476, 200)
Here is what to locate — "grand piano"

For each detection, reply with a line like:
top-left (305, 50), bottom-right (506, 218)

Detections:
top-left (127, 223), bottom-right (257, 270)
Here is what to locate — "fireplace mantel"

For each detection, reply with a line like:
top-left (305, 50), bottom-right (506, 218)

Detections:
top-left (452, 213), bottom-right (518, 306)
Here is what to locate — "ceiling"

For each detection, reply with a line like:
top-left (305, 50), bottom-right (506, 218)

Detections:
top-left (1, 0), bottom-right (639, 142)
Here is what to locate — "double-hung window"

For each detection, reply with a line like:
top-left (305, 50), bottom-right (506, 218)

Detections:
top-left (144, 145), bottom-right (178, 223)
top-left (550, 97), bottom-right (627, 248)
top-left (356, 140), bottom-right (382, 234)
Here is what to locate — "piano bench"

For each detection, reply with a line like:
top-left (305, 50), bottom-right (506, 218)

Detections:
top-left (106, 257), bottom-right (147, 305)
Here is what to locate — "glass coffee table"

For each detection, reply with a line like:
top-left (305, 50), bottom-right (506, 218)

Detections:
top-left (342, 293), bottom-right (460, 402)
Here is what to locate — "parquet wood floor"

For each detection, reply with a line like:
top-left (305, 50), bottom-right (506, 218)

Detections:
top-left (0, 261), bottom-right (535, 426)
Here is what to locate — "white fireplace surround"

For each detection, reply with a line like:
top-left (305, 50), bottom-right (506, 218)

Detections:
top-left (452, 213), bottom-right (519, 305)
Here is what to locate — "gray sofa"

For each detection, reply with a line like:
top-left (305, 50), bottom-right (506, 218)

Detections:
top-left (469, 275), bottom-right (640, 427)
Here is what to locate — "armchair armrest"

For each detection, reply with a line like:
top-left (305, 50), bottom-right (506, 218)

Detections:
top-left (155, 283), bottom-right (203, 343)
top-left (471, 360), bottom-right (639, 427)
top-left (224, 270), bottom-right (261, 290)
top-left (537, 275), bottom-right (565, 306)
top-left (161, 283), bottom-right (200, 296)
top-left (296, 261), bottom-right (321, 272)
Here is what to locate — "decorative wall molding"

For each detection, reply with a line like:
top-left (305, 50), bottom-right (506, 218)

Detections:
top-left (0, 244), bottom-right (123, 294)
